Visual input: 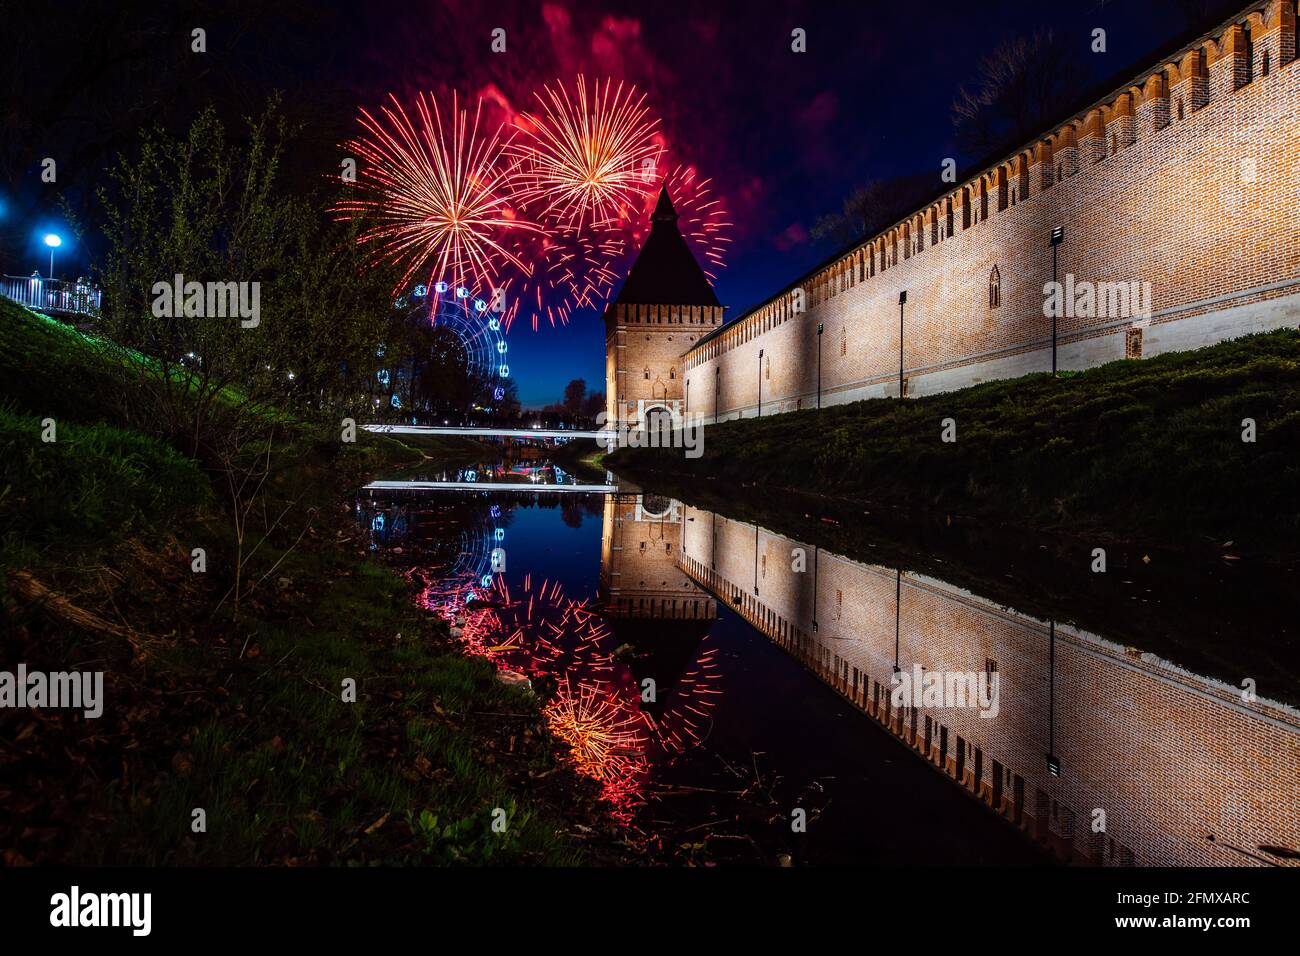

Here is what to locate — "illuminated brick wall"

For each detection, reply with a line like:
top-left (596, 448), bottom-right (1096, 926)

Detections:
top-left (605, 303), bottom-right (723, 427)
top-left (600, 494), bottom-right (718, 620)
top-left (681, 2), bottom-right (1300, 420)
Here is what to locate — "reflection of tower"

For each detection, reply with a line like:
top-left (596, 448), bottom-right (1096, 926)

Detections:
top-left (599, 492), bottom-right (722, 754)
top-left (600, 493), bottom-right (717, 621)
top-left (604, 186), bottom-right (725, 429)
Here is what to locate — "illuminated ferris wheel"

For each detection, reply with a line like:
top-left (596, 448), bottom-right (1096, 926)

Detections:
top-left (394, 280), bottom-right (511, 403)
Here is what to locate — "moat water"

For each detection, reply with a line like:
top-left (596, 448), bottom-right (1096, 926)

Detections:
top-left (355, 455), bottom-right (1300, 867)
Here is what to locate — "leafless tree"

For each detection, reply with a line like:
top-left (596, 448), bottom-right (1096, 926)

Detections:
top-left (950, 30), bottom-right (1087, 162)
top-left (812, 174), bottom-right (934, 249)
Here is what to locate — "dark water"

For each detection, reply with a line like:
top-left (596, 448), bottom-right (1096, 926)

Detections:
top-left (356, 457), bottom-right (1300, 867)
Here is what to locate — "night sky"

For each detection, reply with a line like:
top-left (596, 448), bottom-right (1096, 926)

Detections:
top-left (4, 0), bottom-right (1232, 406)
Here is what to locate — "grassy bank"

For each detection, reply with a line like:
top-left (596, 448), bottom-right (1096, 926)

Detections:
top-left (611, 330), bottom-right (1300, 562)
top-left (0, 300), bottom-right (631, 865)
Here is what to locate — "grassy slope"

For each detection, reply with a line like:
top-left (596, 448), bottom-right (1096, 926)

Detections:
top-left (0, 300), bottom-right (627, 865)
top-left (612, 330), bottom-right (1300, 560)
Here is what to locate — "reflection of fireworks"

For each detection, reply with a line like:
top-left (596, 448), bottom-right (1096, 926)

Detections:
top-left (544, 675), bottom-right (651, 813)
top-left (510, 76), bottom-right (662, 233)
top-left (335, 91), bottom-right (540, 294)
top-left (646, 646), bottom-right (724, 754)
top-left (451, 574), bottom-right (650, 819)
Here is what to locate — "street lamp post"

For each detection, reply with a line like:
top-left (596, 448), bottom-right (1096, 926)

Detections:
top-left (1046, 620), bottom-right (1061, 776)
top-left (757, 348), bottom-right (764, 418)
top-left (898, 291), bottom-right (907, 399)
top-left (893, 567), bottom-right (902, 673)
top-left (812, 544), bottom-right (819, 632)
top-left (44, 233), bottom-right (62, 280)
top-left (1050, 227), bottom-right (1065, 377)
top-left (816, 322), bottom-right (824, 409)
top-left (714, 367), bottom-right (720, 424)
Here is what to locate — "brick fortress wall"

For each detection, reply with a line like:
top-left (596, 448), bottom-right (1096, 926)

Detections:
top-left (681, 2), bottom-right (1300, 419)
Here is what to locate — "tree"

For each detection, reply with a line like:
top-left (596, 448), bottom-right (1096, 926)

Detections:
top-left (811, 174), bottom-right (934, 249)
top-left (949, 30), bottom-right (1086, 162)
top-left (91, 98), bottom-right (403, 617)
top-left (93, 97), bottom-right (398, 457)
top-left (562, 379), bottom-right (586, 419)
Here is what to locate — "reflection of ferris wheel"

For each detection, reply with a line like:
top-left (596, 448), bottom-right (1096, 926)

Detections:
top-left (414, 496), bottom-right (507, 617)
top-left (396, 280), bottom-right (511, 402)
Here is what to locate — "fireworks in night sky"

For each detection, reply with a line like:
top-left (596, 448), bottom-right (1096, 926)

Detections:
top-left (333, 91), bottom-right (541, 296)
top-left (627, 162), bottom-right (732, 282)
top-left (339, 76), bottom-right (732, 332)
top-left (509, 76), bottom-right (662, 233)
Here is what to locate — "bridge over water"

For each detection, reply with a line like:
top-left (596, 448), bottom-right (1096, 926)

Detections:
top-left (362, 424), bottom-right (615, 441)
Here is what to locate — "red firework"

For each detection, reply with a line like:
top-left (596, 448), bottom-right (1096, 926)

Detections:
top-left (498, 160), bottom-right (733, 331)
top-left (544, 675), bottom-right (652, 816)
top-left (447, 574), bottom-right (650, 817)
top-left (495, 225), bottom-right (626, 331)
top-left (334, 91), bottom-right (541, 294)
top-left (627, 163), bottom-right (733, 281)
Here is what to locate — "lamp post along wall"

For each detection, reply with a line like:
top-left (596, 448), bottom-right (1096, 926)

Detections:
top-left (1050, 227), bottom-right (1064, 377)
top-left (816, 322), bottom-right (824, 409)
top-left (898, 290), bottom-right (907, 399)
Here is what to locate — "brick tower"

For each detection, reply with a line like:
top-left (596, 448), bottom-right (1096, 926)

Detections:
top-left (604, 185), bottom-right (725, 430)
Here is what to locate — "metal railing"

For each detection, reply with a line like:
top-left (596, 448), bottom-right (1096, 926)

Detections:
top-left (1, 274), bottom-right (102, 318)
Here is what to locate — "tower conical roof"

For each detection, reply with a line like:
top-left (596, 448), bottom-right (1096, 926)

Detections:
top-left (614, 185), bottom-right (720, 307)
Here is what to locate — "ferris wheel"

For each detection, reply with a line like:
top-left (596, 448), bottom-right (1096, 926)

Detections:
top-left (394, 280), bottom-right (511, 403)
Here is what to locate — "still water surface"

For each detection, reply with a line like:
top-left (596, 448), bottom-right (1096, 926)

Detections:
top-left (355, 456), bottom-right (1299, 867)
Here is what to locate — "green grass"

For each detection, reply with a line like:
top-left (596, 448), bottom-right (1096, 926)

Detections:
top-left (0, 300), bottom-right (604, 866)
top-left (0, 299), bottom-right (127, 423)
top-left (0, 403), bottom-right (211, 547)
top-left (111, 563), bottom-right (582, 866)
top-left (611, 330), bottom-right (1300, 557)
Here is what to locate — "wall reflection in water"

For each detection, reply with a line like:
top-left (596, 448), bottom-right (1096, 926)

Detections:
top-left (361, 485), bottom-right (1299, 865)
top-left (662, 498), bottom-right (1300, 867)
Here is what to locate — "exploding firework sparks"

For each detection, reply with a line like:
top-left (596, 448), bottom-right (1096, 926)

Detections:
top-left (643, 645), bottom-right (724, 754)
top-left (627, 163), bottom-right (733, 282)
top-left (335, 78), bottom-right (732, 333)
top-left (379, 485), bottom-right (728, 825)
top-left (334, 91), bottom-right (541, 294)
top-left (510, 76), bottom-right (662, 233)
top-left (496, 225), bottom-right (625, 330)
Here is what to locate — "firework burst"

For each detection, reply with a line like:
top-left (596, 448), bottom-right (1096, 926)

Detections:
top-left (496, 225), bottom-right (626, 331)
top-left (509, 76), bottom-right (662, 233)
top-left (641, 645), bottom-right (724, 755)
top-left (334, 91), bottom-right (541, 294)
top-left (628, 163), bottom-right (733, 281)
top-left (544, 674), bottom-right (652, 815)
